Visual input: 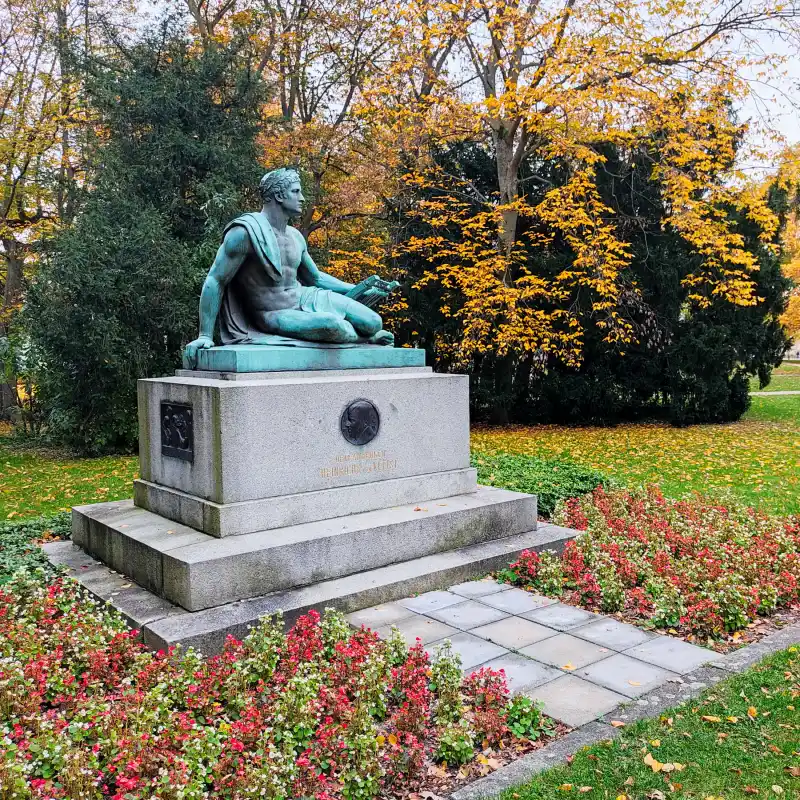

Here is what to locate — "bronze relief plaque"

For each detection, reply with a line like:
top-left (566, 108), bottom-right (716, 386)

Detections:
top-left (161, 402), bottom-right (194, 462)
top-left (340, 399), bottom-right (380, 446)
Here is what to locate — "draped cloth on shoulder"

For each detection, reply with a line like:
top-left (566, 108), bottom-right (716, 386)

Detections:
top-left (219, 212), bottom-right (283, 345)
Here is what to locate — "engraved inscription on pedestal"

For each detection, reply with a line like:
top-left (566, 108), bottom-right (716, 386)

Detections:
top-left (320, 450), bottom-right (398, 479)
top-left (161, 402), bottom-right (194, 462)
top-left (340, 399), bottom-right (380, 446)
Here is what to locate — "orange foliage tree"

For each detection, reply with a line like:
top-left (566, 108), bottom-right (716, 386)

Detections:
top-left (773, 146), bottom-right (800, 340)
top-left (358, 0), bottom-right (799, 364)
top-left (183, 0), bottom-right (395, 273)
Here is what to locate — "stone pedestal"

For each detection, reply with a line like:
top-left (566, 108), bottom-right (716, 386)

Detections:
top-left (134, 365), bottom-right (476, 537)
top-left (63, 354), bottom-right (551, 648)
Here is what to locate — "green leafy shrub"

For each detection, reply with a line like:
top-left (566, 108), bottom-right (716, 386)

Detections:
top-left (430, 641), bottom-right (463, 724)
top-left (434, 722), bottom-right (475, 765)
top-left (0, 512), bottom-right (70, 583)
top-left (505, 695), bottom-right (549, 739)
top-left (472, 452), bottom-right (608, 517)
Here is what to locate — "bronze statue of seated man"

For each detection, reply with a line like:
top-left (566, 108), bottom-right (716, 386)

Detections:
top-left (184, 168), bottom-right (396, 369)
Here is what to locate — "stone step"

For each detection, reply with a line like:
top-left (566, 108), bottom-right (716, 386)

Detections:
top-left (45, 520), bottom-right (578, 656)
top-left (133, 466), bottom-right (479, 537)
top-left (73, 487), bottom-right (538, 612)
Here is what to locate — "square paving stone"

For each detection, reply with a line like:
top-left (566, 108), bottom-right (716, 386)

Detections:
top-left (430, 632), bottom-right (509, 671)
top-left (376, 615), bottom-right (458, 646)
top-left (525, 674), bottom-right (626, 727)
top-left (449, 579), bottom-right (510, 599)
top-left (347, 601), bottom-right (415, 629)
top-left (625, 636), bottom-right (713, 674)
top-left (572, 618), bottom-right (654, 651)
top-left (479, 587), bottom-right (559, 615)
top-left (471, 617), bottom-right (557, 650)
top-left (480, 653), bottom-right (561, 693)
top-left (398, 590), bottom-right (463, 614)
top-left (523, 603), bottom-right (600, 631)
top-left (577, 653), bottom-right (677, 698)
top-left (518, 632), bottom-right (612, 669)
top-left (427, 599), bottom-right (510, 630)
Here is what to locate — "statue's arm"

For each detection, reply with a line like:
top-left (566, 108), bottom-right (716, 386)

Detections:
top-left (298, 246), bottom-right (354, 294)
top-left (183, 227), bottom-right (250, 368)
top-left (197, 226), bottom-right (250, 338)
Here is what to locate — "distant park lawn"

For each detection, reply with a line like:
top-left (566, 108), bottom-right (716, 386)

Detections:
top-left (3, 390), bottom-right (800, 519)
top-left (0, 424), bottom-right (138, 520)
top-left (474, 395), bottom-right (800, 516)
top-left (749, 362), bottom-right (800, 393)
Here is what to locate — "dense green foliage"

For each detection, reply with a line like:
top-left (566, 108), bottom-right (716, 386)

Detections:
top-left (0, 513), bottom-right (69, 582)
top-left (471, 451), bottom-right (608, 517)
top-left (25, 20), bottom-right (268, 453)
top-left (393, 141), bottom-right (790, 425)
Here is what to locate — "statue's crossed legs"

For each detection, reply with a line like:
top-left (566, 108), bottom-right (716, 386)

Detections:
top-left (262, 289), bottom-right (393, 345)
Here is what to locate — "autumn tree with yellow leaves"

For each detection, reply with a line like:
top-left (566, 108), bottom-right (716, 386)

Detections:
top-left (772, 146), bottom-right (800, 340)
top-left (182, 0), bottom-right (393, 266)
top-left (0, 0), bottom-right (129, 415)
top-left (361, 0), bottom-right (800, 366)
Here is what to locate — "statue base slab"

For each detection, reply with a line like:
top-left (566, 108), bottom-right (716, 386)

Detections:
top-left (71, 487), bottom-right (537, 612)
top-left (63, 362), bottom-right (559, 652)
top-left (193, 344), bottom-right (425, 373)
top-left (45, 519), bottom-right (579, 656)
top-left (133, 467), bottom-right (477, 538)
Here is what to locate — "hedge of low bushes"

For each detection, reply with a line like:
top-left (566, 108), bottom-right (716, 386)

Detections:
top-left (472, 452), bottom-right (608, 517)
top-left (501, 487), bottom-right (800, 639)
top-left (0, 571), bottom-right (553, 800)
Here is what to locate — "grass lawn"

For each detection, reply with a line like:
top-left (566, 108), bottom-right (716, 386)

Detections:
top-left (474, 393), bottom-right (800, 515)
top-left (504, 647), bottom-right (800, 800)
top-left (749, 363), bottom-right (800, 392)
top-left (745, 395), bottom-right (800, 424)
top-left (0, 425), bottom-right (138, 520)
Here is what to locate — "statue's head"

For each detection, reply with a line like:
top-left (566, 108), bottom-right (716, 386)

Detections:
top-left (259, 168), bottom-right (303, 215)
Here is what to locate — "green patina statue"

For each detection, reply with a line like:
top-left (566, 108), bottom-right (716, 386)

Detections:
top-left (183, 168), bottom-right (398, 369)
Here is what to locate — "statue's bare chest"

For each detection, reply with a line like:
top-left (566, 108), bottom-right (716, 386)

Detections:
top-left (273, 229), bottom-right (300, 272)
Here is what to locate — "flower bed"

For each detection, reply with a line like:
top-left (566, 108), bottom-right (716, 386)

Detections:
top-left (0, 572), bottom-right (557, 800)
top-left (500, 487), bottom-right (800, 645)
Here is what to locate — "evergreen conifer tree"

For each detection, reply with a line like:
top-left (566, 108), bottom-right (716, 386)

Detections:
top-left (26, 19), bottom-right (267, 452)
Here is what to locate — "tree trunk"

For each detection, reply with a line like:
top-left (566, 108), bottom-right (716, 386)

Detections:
top-left (0, 383), bottom-right (14, 419)
top-left (512, 353), bottom-right (533, 421)
top-left (490, 354), bottom-right (515, 424)
top-left (494, 132), bottom-right (520, 255)
top-left (0, 238), bottom-right (24, 420)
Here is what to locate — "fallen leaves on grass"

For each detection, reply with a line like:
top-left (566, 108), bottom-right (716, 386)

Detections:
top-left (472, 419), bottom-right (800, 515)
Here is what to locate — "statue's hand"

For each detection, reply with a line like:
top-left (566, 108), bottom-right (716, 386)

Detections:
top-left (183, 336), bottom-right (215, 370)
top-left (361, 276), bottom-right (400, 307)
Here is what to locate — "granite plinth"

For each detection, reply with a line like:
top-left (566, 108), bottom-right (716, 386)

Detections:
top-left (134, 467), bottom-right (478, 537)
top-left (175, 366), bottom-right (432, 381)
top-left (194, 344), bottom-right (425, 373)
top-left (137, 368), bottom-right (469, 506)
top-left (73, 487), bottom-right (538, 611)
top-left (46, 519), bottom-right (577, 655)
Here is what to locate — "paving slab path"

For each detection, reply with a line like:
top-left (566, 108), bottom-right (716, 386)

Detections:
top-left (347, 578), bottom-right (715, 729)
